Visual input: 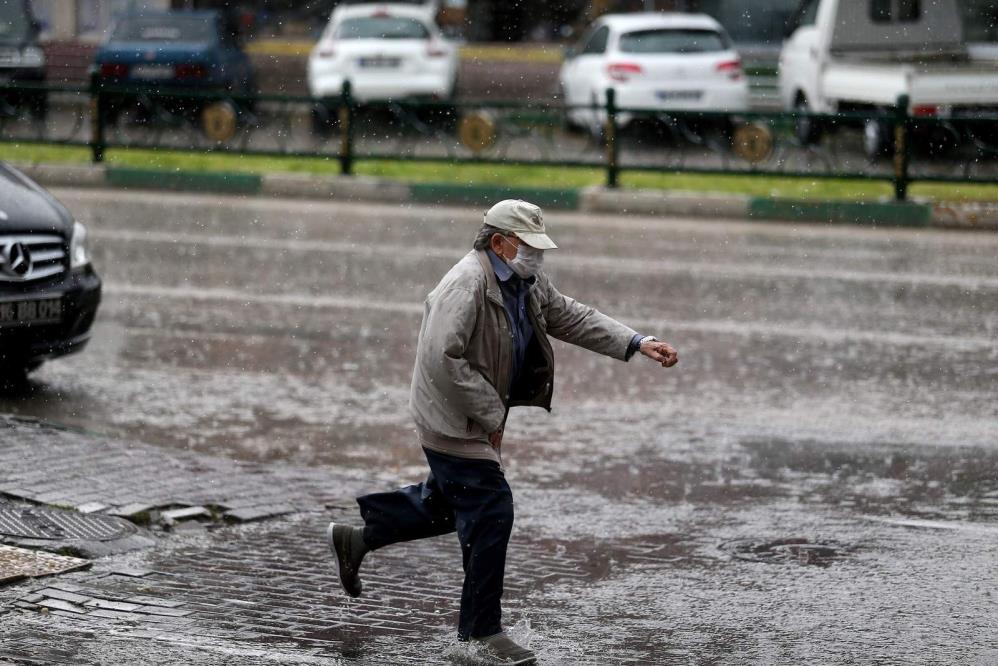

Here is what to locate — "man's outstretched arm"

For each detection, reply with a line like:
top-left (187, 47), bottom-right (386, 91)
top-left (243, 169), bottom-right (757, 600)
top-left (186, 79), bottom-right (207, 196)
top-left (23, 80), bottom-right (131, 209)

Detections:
top-left (543, 278), bottom-right (678, 367)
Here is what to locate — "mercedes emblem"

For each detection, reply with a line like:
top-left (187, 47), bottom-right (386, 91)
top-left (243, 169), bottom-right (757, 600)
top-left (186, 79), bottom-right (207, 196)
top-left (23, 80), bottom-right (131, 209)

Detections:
top-left (2, 242), bottom-right (32, 278)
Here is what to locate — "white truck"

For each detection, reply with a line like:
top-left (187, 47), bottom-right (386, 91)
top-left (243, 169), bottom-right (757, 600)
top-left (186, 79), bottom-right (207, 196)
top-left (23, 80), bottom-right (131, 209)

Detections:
top-left (778, 0), bottom-right (998, 157)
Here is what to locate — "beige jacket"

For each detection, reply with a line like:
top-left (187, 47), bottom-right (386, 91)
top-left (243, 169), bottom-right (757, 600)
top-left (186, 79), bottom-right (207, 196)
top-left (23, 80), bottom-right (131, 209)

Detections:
top-left (409, 250), bottom-right (638, 464)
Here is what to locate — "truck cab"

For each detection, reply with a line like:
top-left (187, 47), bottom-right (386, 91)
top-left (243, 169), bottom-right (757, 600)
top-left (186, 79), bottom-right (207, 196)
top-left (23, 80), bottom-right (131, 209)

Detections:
top-left (0, 0), bottom-right (46, 119)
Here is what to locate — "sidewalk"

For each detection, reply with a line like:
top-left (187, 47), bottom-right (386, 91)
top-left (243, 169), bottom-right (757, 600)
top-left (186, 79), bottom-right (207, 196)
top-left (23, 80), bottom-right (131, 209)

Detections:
top-left (0, 417), bottom-right (661, 664)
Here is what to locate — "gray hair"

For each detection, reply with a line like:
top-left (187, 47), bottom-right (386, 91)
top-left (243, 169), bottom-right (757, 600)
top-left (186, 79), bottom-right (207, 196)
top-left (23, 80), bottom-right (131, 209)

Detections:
top-left (472, 224), bottom-right (512, 251)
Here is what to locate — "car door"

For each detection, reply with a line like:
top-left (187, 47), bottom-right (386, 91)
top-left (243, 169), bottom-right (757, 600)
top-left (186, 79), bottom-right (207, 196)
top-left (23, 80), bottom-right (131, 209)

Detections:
top-left (563, 25), bottom-right (610, 124)
top-left (779, 0), bottom-right (822, 110)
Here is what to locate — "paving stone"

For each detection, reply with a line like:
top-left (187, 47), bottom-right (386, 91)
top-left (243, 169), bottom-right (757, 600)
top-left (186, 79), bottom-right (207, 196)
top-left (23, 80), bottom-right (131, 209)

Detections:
top-left (0, 545), bottom-right (92, 584)
top-left (33, 589), bottom-right (93, 605)
top-left (131, 605), bottom-right (192, 617)
top-left (88, 609), bottom-right (141, 621)
top-left (75, 503), bottom-right (111, 514)
top-left (35, 599), bottom-right (87, 614)
top-left (83, 599), bottom-right (142, 612)
top-left (107, 503), bottom-right (157, 519)
top-left (123, 595), bottom-right (186, 608)
top-left (160, 506), bottom-right (212, 524)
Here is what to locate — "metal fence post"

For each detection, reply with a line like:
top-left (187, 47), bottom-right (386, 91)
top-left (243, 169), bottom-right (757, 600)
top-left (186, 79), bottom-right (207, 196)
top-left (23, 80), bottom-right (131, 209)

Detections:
top-left (89, 72), bottom-right (105, 164)
top-left (893, 94), bottom-right (910, 202)
top-left (605, 87), bottom-right (618, 189)
top-left (339, 80), bottom-right (354, 176)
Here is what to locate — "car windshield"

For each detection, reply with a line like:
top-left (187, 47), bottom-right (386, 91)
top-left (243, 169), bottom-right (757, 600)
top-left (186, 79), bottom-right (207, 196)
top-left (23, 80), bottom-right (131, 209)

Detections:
top-left (0, 2), bottom-right (32, 42)
top-left (336, 16), bottom-right (430, 40)
top-left (618, 29), bottom-right (728, 54)
top-left (110, 16), bottom-right (216, 43)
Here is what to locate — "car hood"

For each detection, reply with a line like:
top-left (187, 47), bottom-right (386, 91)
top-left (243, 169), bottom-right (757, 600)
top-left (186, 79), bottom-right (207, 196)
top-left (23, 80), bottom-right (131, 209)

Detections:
top-left (0, 163), bottom-right (72, 235)
top-left (96, 42), bottom-right (215, 64)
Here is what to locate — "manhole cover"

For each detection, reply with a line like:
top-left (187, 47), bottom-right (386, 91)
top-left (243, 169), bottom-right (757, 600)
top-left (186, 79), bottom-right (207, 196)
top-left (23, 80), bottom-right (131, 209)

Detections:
top-left (719, 538), bottom-right (851, 567)
top-left (0, 505), bottom-right (136, 542)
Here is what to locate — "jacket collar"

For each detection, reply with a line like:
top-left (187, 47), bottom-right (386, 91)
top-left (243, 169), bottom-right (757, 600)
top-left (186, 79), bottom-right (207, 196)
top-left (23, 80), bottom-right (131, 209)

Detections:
top-left (475, 250), bottom-right (504, 305)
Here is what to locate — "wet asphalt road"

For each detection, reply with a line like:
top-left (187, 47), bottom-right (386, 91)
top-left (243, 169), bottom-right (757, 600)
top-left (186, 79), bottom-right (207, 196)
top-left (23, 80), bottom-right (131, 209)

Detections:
top-left (2, 189), bottom-right (997, 663)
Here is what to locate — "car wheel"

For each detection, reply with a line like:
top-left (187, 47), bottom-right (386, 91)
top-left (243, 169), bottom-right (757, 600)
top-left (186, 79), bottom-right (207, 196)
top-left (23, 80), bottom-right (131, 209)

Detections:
top-left (0, 362), bottom-right (35, 390)
top-left (794, 95), bottom-right (822, 146)
top-left (863, 117), bottom-right (893, 159)
top-left (28, 92), bottom-right (47, 121)
top-left (311, 102), bottom-right (339, 137)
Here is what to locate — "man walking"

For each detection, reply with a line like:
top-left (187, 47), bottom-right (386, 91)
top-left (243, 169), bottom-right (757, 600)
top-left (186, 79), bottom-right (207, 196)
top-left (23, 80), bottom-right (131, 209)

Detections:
top-left (327, 200), bottom-right (678, 665)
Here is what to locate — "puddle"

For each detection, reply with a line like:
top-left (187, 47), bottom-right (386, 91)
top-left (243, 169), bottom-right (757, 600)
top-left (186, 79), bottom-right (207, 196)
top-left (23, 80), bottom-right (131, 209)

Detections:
top-left (718, 537), bottom-right (853, 567)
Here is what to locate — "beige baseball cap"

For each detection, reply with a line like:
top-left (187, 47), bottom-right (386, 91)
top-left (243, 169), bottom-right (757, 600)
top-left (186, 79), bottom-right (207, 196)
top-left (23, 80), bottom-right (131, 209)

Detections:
top-left (483, 199), bottom-right (558, 250)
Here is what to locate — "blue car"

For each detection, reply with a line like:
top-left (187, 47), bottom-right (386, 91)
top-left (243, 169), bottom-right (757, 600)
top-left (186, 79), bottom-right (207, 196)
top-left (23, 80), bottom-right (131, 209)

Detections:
top-left (93, 10), bottom-right (255, 120)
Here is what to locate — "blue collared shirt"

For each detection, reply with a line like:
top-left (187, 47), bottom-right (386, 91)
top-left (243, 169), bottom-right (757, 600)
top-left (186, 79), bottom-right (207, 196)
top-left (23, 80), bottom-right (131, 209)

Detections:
top-left (487, 249), bottom-right (534, 382)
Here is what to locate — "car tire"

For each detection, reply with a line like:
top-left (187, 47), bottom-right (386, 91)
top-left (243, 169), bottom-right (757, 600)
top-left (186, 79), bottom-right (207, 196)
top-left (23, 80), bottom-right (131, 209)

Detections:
top-left (0, 362), bottom-right (36, 390)
top-left (863, 117), bottom-right (893, 159)
top-left (794, 95), bottom-right (823, 146)
top-left (28, 92), bottom-right (47, 121)
top-left (311, 102), bottom-right (339, 137)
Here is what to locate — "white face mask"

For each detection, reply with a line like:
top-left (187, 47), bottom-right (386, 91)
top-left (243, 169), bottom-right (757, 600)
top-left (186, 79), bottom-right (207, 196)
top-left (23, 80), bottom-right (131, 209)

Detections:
top-left (504, 237), bottom-right (544, 279)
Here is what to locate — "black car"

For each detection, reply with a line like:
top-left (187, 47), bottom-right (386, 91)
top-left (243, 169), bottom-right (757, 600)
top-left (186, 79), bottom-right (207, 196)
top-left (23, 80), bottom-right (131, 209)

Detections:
top-left (0, 163), bottom-right (100, 381)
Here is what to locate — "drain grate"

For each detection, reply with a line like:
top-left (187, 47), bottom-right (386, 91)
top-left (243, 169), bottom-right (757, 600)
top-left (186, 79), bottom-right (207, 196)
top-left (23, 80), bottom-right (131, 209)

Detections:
top-left (719, 538), bottom-right (851, 567)
top-left (0, 505), bottom-right (137, 542)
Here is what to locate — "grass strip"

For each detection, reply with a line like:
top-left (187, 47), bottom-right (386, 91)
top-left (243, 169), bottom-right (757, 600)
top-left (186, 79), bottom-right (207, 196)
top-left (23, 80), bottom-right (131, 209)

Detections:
top-left (3, 142), bottom-right (997, 203)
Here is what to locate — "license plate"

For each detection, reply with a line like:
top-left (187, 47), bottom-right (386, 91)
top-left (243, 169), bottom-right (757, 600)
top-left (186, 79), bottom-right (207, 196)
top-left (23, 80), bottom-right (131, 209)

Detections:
top-left (656, 90), bottom-right (703, 101)
top-left (0, 297), bottom-right (63, 328)
top-left (358, 56), bottom-right (400, 68)
top-left (131, 65), bottom-right (174, 80)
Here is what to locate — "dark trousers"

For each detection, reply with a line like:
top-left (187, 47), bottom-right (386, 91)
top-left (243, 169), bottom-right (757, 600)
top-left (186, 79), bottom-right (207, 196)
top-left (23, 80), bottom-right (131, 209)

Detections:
top-left (356, 447), bottom-right (514, 640)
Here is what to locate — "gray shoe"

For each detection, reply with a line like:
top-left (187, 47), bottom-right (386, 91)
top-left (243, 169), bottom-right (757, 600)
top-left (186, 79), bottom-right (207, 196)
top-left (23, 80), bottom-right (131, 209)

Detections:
top-left (326, 522), bottom-right (368, 598)
top-left (469, 632), bottom-right (537, 665)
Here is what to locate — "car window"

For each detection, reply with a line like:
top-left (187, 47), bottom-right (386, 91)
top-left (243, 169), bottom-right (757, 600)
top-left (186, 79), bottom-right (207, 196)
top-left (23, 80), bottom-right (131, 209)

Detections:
top-left (581, 25), bottom-right (609, 55)
top-left (797, 0), bottom-right (820, 28)
top-left (0, 2), bottom-right (32, 41)
top-left (110, 16), bottom-right (216, 43)
top-left (898, 0), bottom-right (920, 22)
top-left (870, 0), bottom-right (892, 22)
top-left (335, 16), bottom-right (430, 40)
top-left (618, 29), bottom-right (728, 54)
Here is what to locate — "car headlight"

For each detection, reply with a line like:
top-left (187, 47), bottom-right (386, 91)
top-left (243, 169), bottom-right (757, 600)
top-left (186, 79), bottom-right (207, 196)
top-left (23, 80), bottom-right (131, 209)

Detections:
top-left (21, 46), bottom-right (45, 68)
top-left (70, 221), bottom-right (91, 269)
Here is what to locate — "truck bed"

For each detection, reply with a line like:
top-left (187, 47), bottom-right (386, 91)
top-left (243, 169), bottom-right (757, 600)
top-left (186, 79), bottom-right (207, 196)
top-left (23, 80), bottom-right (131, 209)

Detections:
top-left (821, 60), bottom-right (998, 108)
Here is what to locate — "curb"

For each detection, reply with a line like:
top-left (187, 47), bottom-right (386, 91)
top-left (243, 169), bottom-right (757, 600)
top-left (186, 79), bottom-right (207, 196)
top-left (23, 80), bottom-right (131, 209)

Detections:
top-left (13, 162), bottom-right (998, 230)
top-left (747, 198), bottom-right (933, 227)
top-left (106, 167), bottom-right (263, 194)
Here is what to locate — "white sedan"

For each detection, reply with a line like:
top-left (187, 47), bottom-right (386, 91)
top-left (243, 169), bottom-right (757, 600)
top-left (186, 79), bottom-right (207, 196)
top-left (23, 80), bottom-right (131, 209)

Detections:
top-left (559, 13), bottom-right (748, 133)
top-left (307, 3), bottom-right (458, 106)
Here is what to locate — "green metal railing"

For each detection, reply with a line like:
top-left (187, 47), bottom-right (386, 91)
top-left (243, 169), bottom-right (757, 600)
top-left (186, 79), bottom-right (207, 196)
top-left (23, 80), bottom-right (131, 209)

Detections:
top-left (1, 78), bottom-right (996, 202)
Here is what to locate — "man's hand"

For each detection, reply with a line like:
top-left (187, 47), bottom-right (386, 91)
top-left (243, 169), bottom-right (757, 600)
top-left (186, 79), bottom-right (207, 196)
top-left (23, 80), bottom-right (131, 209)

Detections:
top-left (640, 339), bottom-right (679, 367)
top-left (489, 427), bottom-right (504, 449)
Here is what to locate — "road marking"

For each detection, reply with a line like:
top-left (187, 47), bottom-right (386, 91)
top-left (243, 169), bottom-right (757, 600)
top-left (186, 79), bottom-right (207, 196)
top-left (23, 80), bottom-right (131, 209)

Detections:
top-left (93, 229), bottom-right (998, 292)
top-left (103, 283), bottom-right (997, 352)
